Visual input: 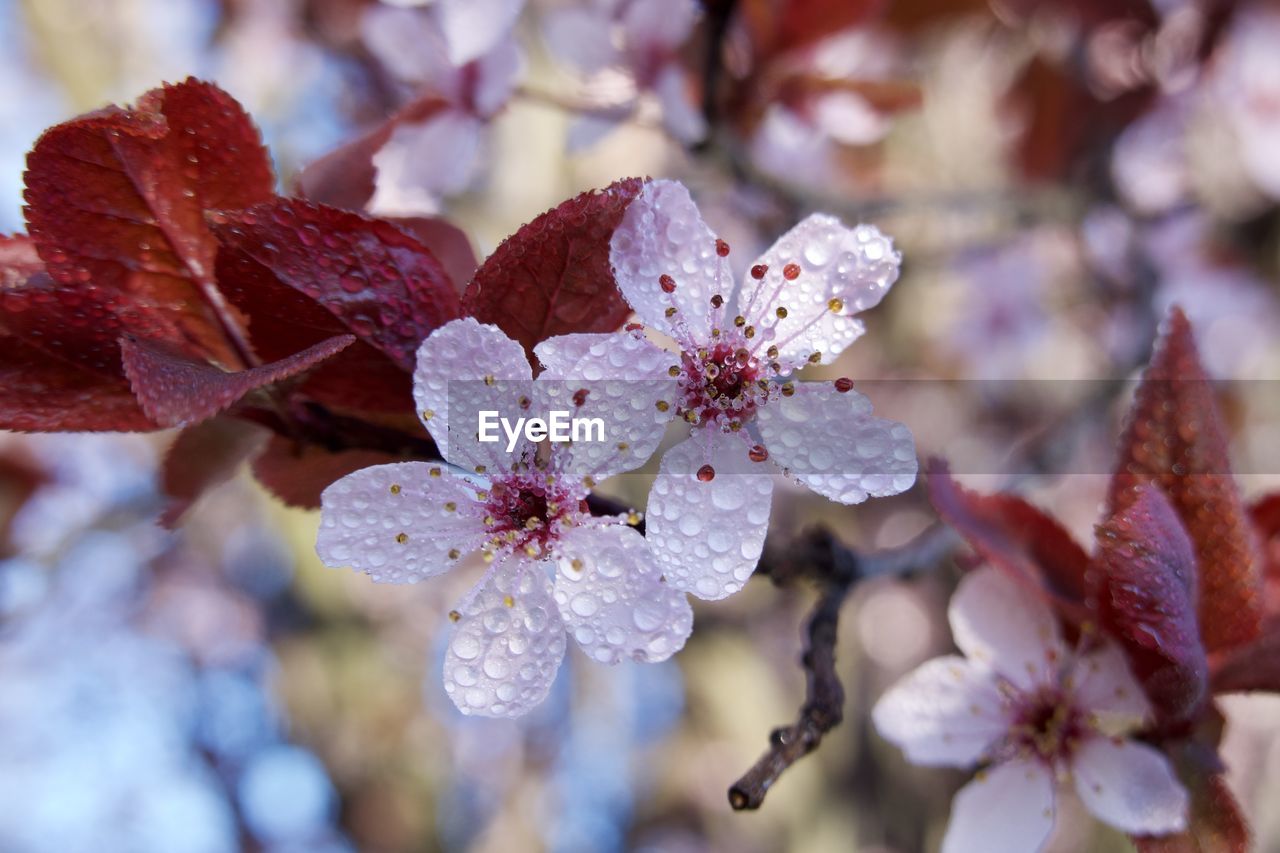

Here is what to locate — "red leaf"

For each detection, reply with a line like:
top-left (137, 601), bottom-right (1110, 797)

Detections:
top-left (463, 178), bottom-right (646, 356)
top-left (121, 334), bottom-right (355, 427)
top-left (1211, 617), bottom-right (1280, 694)
top-left (740, 0), bottom-right (885, 58)
top-left (926, 461), bottom-right (1092, 625)
top-left (209, 198), bottom-right (460, 371)
top-left (21, 78), bottom-right (274, 371)
top-left (387, 217), bottom-right (477, 295)
top-left (160, 417), bottom-right (269, 527)
top-left (0, 334), bottom-right (156, 431)
top-left (252, 434), bottom-right (402, 509)
top-left (211, 244), bottom-right (415, 415)
top-left (1108, 308), bottom-right (1264, 652)
top-left (1249, 493), bottom-right (1280, 614)
top-left (1092, 485), bottom-right (1208, 723)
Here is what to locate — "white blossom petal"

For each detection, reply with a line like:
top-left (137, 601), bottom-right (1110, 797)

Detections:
top-left (443, 556), bottom-right (566, 717)
top-left (948, 567), bottom-right (1065, 692)
top-left (317, 462), bottom-right (484, 584)
top-left (1071, 736), bottom-right (1188, 836)
top-left (534, 332), bottom-right (678, 483)
top-left (553, 525), bottom-right (692, 665)
top-left (872, 656), bottom-right (1010, 767)
top-left (370, 111), bottom-right (484, 217)
top-left (609, 179), bottom-right (732, 342)
top-left (654, 65), bottom-right (706, 144)
top-left (471, 36), bottom-right (521, 117)
top-left (362, 5), bottom-right (455, 88)
top-left (756, 382), bottom-right (916, 504)
top-left (621, 0), bottom-right (698, 53)
top-left (1069, 642), bottom-right (1152, 735)
top-left (542, 6), bottom-right (617, 73)
top-left (645, 431), bottom-right (772, 600)
top-left (436, 0), bottom-right (524, 66)
top-left (942, 759), bottom-right (1056, 853)
top-left (737, 215), bottom-right (900, 369)
top-left (413, 318), bottom-right (534, 471)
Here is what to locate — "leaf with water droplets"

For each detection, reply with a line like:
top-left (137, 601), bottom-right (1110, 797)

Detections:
top-left (926, 461), bottom-right (1092, 627)
top-left (1092, 485), bottom-right (1208, 724)
top-left (1108, 307), bottom-right (1264, 652)
top-left (159, 417), bottom-right (270, 527)
top-left (121, 333), bottom-right (355, 427)
top-left (22, 78), bottom-right (275, 370)
top-left (252, 435), bottom-right (404, 509)
top-left (210, 198), bottom-right (461, 371)
top-left (463, 178), bottom-right (646, 356)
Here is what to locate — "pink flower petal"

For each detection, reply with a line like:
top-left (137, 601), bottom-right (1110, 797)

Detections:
top-left (871, 655), bottom-right (1009, 767)
top-left (948, 567), bottom-right (1065, 692)
top-left (755, 382), bottom-right (916, 504)
top-left (942, 759), bottom-right (1056, 853)
top-left (362, 5), bottom-right (456, 88)
top-left (645, 431), bottom-right (772, 600)
top-left (471, 36), bottom-right (521, 117)
top-left (553, 524), bottom-right (692, 664)
top-left (738, 215), bottom-right (900, 370)
top-left (444, 555), bottom-right (566, 717)
top-left (414, 317), bottom-right (534, 471)
top-left (621, 0), bottom-right (698, 52)
top-left (1071, 736), bottom-right (1188, 835)
top-left (654, 64), bottom-right (706, 144)
top-left (1069, 641), bottom-right (1152, 735)
top-left (534, 332), bottom-right (678, 483)
top-left (609, 179), bottom-right (733, 343)
top-left (437, 0), bottom-right (525, 66)
top-left (317, 462), bottom-right (484, 584)
top-left (370, 111), bottom-right (484, 217)
top-left (542, 6), bottom-right (617, 74)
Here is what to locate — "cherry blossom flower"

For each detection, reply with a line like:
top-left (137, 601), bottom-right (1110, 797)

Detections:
top-left (361, 0), bottom-right (525, 215)
top-left (535, 180), bottom-right (916, 601)
top-left (316, 318), bottom-right (690, 718)
top-left (540, 0), bottom-right (705, 147)
top-left (872, 567), bottom-right (1189, 852)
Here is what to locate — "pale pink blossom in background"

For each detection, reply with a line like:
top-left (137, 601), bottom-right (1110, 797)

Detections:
top-left (1211, 4), bottom-right (1280, 201)
top-left (537, 180), bottom-right (916, 600)
top-left (540, 0), bottom-right (706, 147)
top-left (316, 318), bottom-right (690, 718)
top-left (873, 567), bottom-right (1189, 853)
top-left (362, 0), bottom-right (525, 215)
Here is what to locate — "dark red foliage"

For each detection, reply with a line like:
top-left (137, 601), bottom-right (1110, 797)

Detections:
top-left (926, 461), bottom-right (1092, 626)
top-left (121, 334), bottom-right (355, 427)
top-left (160, 418), bottom-right (269, 527)
top-left (463, 177), bottom-right (646, 356)
top-left (1211, 618), bottom-right (1280, 694)
top-left (209, 198), bottom-right (460, 371)
top-left (1091, 486), bottom-right (1208, 724)
top-left (1249, 492), bottom-right (1280, 614)
top-left (739, 0), bottom-right (885, 57)
top-left (1108, 308), bottom-right (1264, 653)
top-left (252, 434), bottom-right (403, 509)
top-left (22, 78), bottom-right (275, 371)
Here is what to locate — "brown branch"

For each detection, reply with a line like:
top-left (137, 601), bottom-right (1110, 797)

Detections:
top-left (728, 523), bottom-right (958, 810)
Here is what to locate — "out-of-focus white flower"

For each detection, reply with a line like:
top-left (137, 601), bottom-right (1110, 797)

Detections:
top-left (1211, 5), bottom-right (1280, 200)
top-left (1111, 97), bottom-right (1192, 215)
top-left (317, 318), bottom-right (691, 718)
top-left (536, 180), bottom-right (916, 601)
top-left (541, 0), bottom-right (705, 146)
top-left (873, 567), bottom-right (1189, 852)
top-left (362, 1), bottom-right (525, 215)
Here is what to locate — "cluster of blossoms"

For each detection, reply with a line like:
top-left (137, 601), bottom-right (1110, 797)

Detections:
top-left (873, 568), bottom-right (1189, 851)
top-left (318, 180), bottom-right (917, 716)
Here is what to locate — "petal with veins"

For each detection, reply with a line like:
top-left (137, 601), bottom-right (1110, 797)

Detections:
top-left (609, 179), bottom-right (731, 342)
top-left (1071, 736), bottom-right (1188, 835)
top-left (942, 759), bottom-right (1056, 853)
top-left (948, 567), bottom-right (1065, 691)
top-left (756, 382), bottom-right (916, 504)
top-left (553, 524), bottom-right (692, 665)
top-left (317, 462), bottom-right (484, 584)
top-left (444, 556), bottom-right (566, 717)
top-left (1069, 642), bottom-right (1152, 735)
top-left (414, 317), bottom-right (534, 470)
top-left (872, 655), bottom-right (1009, 767)
top-left (645, 432), bottom-right (772, 600)
top-left (738, 215), bottom-right (900, 370)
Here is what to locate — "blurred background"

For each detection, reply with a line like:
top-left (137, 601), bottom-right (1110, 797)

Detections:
top-left (2, 0), bottom-right (1280, 850)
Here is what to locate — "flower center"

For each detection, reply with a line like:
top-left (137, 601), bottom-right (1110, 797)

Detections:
top-left (481, 472), bottom-right (579, 559)
top-left (676, 342), bottom-right (778, 430)
top-left (1008, 687), bottom-right (1087, 764)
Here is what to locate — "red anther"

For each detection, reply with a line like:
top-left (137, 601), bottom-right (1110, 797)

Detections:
top-left (659, 274), bottom-right (677, 293)
top-left (834, 377), bottom-right (854, 393)
top-left (783, 263), bottom-right (801, 281)
top-left (750, 264), bottom-right (768, 280)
